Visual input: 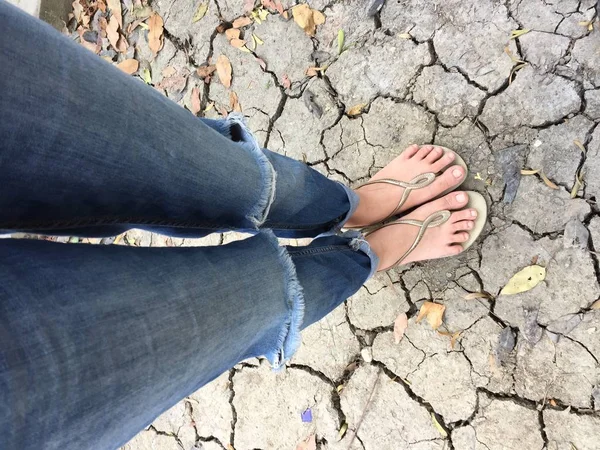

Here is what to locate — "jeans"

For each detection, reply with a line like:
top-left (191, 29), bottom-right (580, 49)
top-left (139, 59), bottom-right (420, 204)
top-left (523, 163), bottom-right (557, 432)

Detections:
top-left (0, 2), bottom-right (379, 449)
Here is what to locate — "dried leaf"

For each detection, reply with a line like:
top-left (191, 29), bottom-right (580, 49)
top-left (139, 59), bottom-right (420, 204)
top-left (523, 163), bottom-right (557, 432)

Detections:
top-left (191, 87), bottom-right (201, 115)
top-left (216, 55), bottom-right (232, 88)
top-left (510, 28), bottom-right (530, 39)
top-left (229, 91), bottom-right (242, 112)
top-left (416, 301), bottom-right (445, 329)
top-left (521, 168), bottom-right (540, 175)
top-left (230, 38), bottom-right (247, 48)
top-left (204, 101), bottom-right (214, 112)
top-left (450, 331), bottom-right (462, 349)
top-left (336, 384), bottom-right (344, 392)
top-left (107, 0), bottom-right (122, 28)
top-left (574, 139), bottom-right (586, 153)
top-left (306, 67), bottom-right (318, 77)
top-left (296, 434), bottom-right (316, 450)
top-left (393, 312), bottom-right (408, 343)
top-left (571, 169), bottom-right (585, 198)
top-left (281, 74), bottom-right (291, 89)
top-left (197, 64), bottom-right (216, 78)
top-left (464, 292), bottom-right (492, 300)
top-left (509, 62), bottom-right (527, 83)
top-left (337, 29), bottom-right (345, 55)
top-left (216, 21), bottom-right (233, 33)
top-left (226, 28), bottom-right (241, 40)
top-left (431, 413), bottom-right (448, 437)
top-left (398, 32), bottom-right (412, 39)
top-left (162, 66), bottom-right (177, 77)
top-left (500, 265), bottom-right (546, 295)
top-left (117, 58), bottom-right (139, 74)
top-left (504, 46), bottom-right (525, 64)
top-left (337, 422), bottom-right (348, 441)
top-left (590, 299), bottom-right (600, 310)
top-left (233, 16), bottom-right (252, 28)
top-left (132, 6), bottom-right (152, 19)
top-left (142, 68), bottom-right (152, 84)
top-left (347, 103), bottom-right (366, 116)
top-left (107, 16), bottom-right (120, 49)
top-left (148, 12), bottom-right (164, 57)
top-left (192, 2), bottom-right (209, 22)
top-left (116, 35), bottom-right (128, 53)
top-left (252, 33), bottom-right (264, 45)
top-left (243, 0), bottom-right (255, 13)
top-left (292, 3), bottom-right (324, 36)
top-left (274, 0), bottom-right (284, 15)
top-left (549, 398), bottom-right (557, 407)
top-left (540, 171), bottom-right (559, 190)
top-left (227, 445), bottom-right (235, 450)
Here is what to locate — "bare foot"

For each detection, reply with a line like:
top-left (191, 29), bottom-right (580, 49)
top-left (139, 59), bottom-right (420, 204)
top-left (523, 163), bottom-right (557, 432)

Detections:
top-left (345, 145), bottom-right (466, 228)
top-left (366, 192), bottom-right (477, 271)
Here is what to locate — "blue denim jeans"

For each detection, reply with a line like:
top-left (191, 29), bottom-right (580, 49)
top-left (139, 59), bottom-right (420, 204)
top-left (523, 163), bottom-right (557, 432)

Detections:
top-left (0, 2), bottom-right (378, 449)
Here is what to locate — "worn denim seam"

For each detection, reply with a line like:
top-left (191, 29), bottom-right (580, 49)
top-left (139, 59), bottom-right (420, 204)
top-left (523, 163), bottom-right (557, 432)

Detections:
top-left (286, 245), bottom-right (350, 256)
top-left (261, 230), bottom-right (305, 370)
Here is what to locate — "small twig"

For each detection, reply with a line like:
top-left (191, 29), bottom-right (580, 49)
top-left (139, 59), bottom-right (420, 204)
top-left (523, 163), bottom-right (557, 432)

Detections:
top-left (345, 368), bottom-right (381, 450)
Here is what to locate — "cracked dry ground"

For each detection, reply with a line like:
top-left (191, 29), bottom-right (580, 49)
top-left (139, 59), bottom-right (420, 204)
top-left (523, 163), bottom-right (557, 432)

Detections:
top-left (74, 0), bottom-right (600, 449)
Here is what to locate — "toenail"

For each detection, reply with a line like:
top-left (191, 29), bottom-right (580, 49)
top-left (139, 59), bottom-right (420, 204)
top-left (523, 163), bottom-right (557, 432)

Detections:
top-left (456, 193), bottom-right (466, 202)
top-left (446, 152), bottom-right (455, 160)
top-left (470, 210), bottom-right (477, 217)
top-left (452, 168), bottom-right (463, 178)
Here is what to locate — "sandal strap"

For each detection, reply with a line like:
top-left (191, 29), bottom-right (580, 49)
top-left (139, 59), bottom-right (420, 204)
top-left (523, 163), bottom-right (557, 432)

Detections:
top-left (355, 173), bottom-right (436, 222)
top-left (365, 210), bottom-right (451, 270)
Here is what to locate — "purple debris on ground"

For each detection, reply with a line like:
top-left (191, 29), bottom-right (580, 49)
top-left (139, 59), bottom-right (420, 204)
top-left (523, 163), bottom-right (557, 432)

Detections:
top-left (301, 408), bottom-right (313, 423)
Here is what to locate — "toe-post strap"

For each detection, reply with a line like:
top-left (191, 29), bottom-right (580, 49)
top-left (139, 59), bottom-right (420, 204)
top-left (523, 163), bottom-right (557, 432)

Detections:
top-left (365, 210), bottom-right (451, 269)
top-left (355, 173), bottom-right (436, 222)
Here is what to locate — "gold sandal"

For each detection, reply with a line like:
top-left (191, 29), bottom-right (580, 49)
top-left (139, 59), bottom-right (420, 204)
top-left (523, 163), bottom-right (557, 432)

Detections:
top-left (351, 147), bottom-right (468, 226)
top-left (364, 191), bottom-right (487, 271)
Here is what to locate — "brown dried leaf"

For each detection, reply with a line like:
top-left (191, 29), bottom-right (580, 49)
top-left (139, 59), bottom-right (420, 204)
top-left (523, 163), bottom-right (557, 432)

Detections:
top-left (549, 399), bottom-right (558, 407)
top-left (574, 139), bottom-right (586, 154)
top-left (450, 331), bottom-right (462, 349)
top-left (292, 3), bottom-right (324, 36)
top-left (216, 55), bottom-right (232, 88)
top-left (116, 35), bottom-right (128, 53)
top-left (415, 301), bottom-right (445, 329)
top-left (590, 299), bottom-right (600, 310)
top-left (197, 65), bottom-right (216, 78)
top-left (393, 312), bottom-right (408, 344)
top-left (521, 168), bottom-right (540, 175)
top-left (230, 38), bottom-right (247, 48)
top-left (117, 58), bottom-right (139, 74)
top-left (107, 16), bottom-right (120, 49)
top-left (540, 171), bottom-right (559, 190)
top-left (306, 67), bottom-right (318, 77)
top-left (216, 21), bottom-right (233, 33)
top-left (229, 91), bottom-right (242, 112)
top-left (232, 16), bottom-right (252, 28)
top-left (281, 74), bottom-right (291, 89)
top-left (97, 0), bottom-right (106, 13)
top-left (225, 28), bottom-right (241, 40)
top-left (191, 87), bottom-right (201, 115)
top-left (296, 434), bottom-right (316, 450)
top-left (347, 103), bottom-right (366, 116)
top-left (162, 66), bottom-right (177, 77)
top-left (464, 292), bottom-right (492, 300)
top-left (107, 0), bottom-right (122, 28)
top-left (274, 0), bottom-right (284, 15)
top-left (148, 12), bottom-right (164, 57)
top-left (261, 0), bottom-right (276, 9)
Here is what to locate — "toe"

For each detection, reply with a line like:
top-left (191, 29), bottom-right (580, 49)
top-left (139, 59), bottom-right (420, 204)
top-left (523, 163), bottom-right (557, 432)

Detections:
top-left (440, 191), bottom-right (469, 210)
top-left (451, 209), bottom-right (478, 222)
top-left (402, 144), bottom-right (420, 159)
top-left (451, 231), bottom-right (470, 243)
top-left (430, 151), bottom-right (457, 173)
top-left (415, 145), bottom-right (434, 159)
top-left (428, 167), bottom-right (466, 199)
top-left (447, 244), bottom-right (464, 256)
top-left (452, 220), bottom-right (474, 232)
top-left (424, 146), bottom-right (444, 163)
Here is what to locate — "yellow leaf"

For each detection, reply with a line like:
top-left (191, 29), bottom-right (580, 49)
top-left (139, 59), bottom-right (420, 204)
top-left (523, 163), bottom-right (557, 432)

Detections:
top-left (398, 32), bottom-right (412, 39)
top-left (148, 12), bottom-right (164, 57)
top-left (252, 33), bottom-right (264, 45)
top-left (204, 101), bottom-right (214, 112)
top-left (337, 29), bottom-right (345, 55)
top-left (431, 413), bottom-right (448, 437)
top-left (258, 8), bottom-right (269, 21)
top-left (336, 384), bottom-right (344, 392)
top-left (574, 139), bottom-right (586, 154)
top-left (393, 312), bottom-right (408, 344)
top-left (464, 292), bottom-right (492, 300)
top-left (192, 2), bottom-right (209, 23)
top-left (116, 58), bottom-right (139, 74)
top-left (474, 172), bottom-right (484, 181)
top-left (500, 265), bottom-right (546, 295)
top-left (571, 169), bottom-right (584, 198)
top-left (540, 171), bottom-right (559, 190)
top-left (416, 301), bottom-right (445, 329)
top-left (521, 168), bottom-right (540, 175)
top-left (216, 54), bottom-right (232, 88)
top-left (347, 103), bottom-right (366, 116)
top-left (510, 29), bottom-right (531, 39)
top-left (590, 299), bottom-right (600, 310)
top-left (142, 68), bottom-right (152, 84)
top-left (337, 422), bottom-right (348, 441)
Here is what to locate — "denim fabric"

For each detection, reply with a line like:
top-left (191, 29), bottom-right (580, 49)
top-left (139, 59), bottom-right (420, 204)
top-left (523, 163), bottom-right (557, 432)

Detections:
top-left (0, 2), bottom-right (378, 449)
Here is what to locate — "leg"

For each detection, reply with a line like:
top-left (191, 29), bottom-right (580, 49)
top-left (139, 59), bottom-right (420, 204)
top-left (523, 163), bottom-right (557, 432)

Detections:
top-left (0, 233), bottom-right (375, 450)
top-left (0, 0), bottom-right (355, 239)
